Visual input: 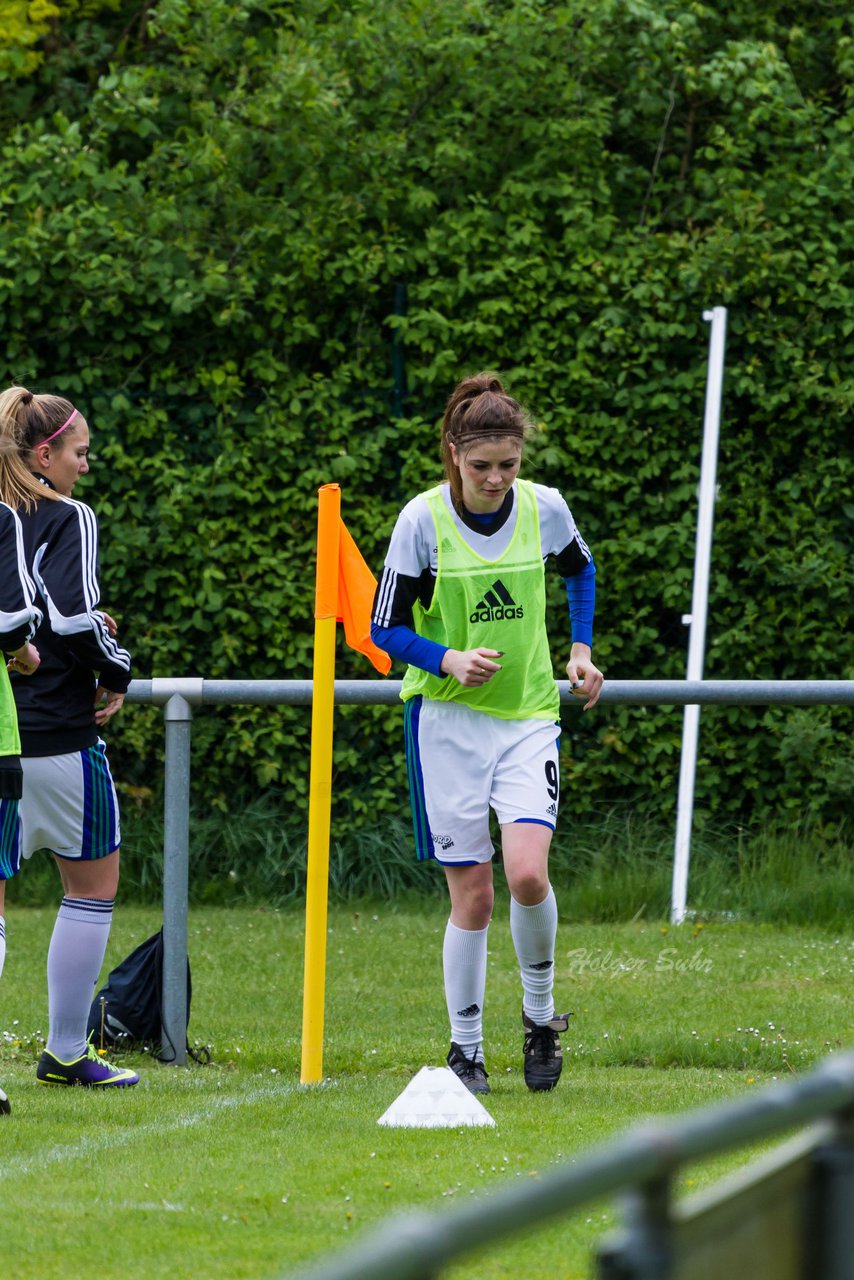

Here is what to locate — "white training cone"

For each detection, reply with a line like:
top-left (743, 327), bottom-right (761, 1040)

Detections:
top-left (378, 1065), bottom-right (495, 1128)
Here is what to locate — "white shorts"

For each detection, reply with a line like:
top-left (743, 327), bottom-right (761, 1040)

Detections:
top-left (404, 698), bottom-right (560, 865)
top-left (19, 741), bottom-right (121, 861)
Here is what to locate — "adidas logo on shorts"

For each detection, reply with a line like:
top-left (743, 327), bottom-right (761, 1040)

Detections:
top-left (470, 579), bottom-right (524, 624)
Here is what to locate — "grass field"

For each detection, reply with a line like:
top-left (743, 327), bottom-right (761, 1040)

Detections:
top-left (1, 898), bottom-right (852, 1279)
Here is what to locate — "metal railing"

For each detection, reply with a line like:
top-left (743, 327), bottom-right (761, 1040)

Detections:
top-left (125, 679), bottom-right (854, 1064)
top-left (281, 1050), bottom-right (854, 1280)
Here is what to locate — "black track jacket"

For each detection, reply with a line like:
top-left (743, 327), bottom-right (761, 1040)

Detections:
top-left (11, 480), bottom-right (132, 756)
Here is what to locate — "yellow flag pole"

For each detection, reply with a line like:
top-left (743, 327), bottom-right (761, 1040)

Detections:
top-left (300, 483), bottom-right (341, 1084)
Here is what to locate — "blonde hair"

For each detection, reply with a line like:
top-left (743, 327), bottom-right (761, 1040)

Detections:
top-left (440, 371), bottom-right (533, 512)
top-left (0, 386), bottom-right (68, 510)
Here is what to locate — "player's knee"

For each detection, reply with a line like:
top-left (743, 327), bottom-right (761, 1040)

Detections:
top-left (62, 848), bottom-right (120, 899)
top-left (453, 883), bottom-right (494, 930)
top-left (507, 865), bottom-right (549, 906)
top-left (471, 889), bottom-right (494, 929)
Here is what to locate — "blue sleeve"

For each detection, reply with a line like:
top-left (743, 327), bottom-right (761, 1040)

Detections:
top-left (564, 557), bottom-right (596, 649)
top-left (371, 622), bottom-right (448, 678)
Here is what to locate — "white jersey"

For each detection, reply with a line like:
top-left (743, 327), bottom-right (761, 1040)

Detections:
top-left (382, 481), bottom-right (588, 580)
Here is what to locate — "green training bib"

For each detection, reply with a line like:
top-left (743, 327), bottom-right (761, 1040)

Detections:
top-left (401, 480), bottom-right (559, 720)
top-left (0, 667), bottom-right (21, 756)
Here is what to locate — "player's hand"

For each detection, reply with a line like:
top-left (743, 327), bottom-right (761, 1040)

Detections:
top-left (566, 644), bottom-right (603, 710)
top-left (99, 611), bottom-right (119, 637)
top-left (441, 647), bottom-right (504, 688)
top-left (6, 641), bottom-right (40, 676)
top-left (94, 686), bottom-right (125, 725)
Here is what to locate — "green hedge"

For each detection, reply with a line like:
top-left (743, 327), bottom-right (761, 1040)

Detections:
top-left (0, 0), bottom-right (851, 834)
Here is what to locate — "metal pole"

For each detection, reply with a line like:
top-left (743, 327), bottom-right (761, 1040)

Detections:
top-left (126, 678), bottom-right (854, 708)
top-left (581, 680), bottom-right (853, 706)
top-left (814, 1102), bottom-right (854, 1280)
top-left (671, 307), bottom-right (727, 924)
top-left (160, 692), bottom-right (194, 1064)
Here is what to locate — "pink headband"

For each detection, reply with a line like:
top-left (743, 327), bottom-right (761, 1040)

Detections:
top-left (40, 408), bottom-right (78, 446)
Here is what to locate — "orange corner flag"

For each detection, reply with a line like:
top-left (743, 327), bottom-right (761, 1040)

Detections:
top-left (337, 519), bottom-right (392, 675)
top-left (313, 483), bottom-right (391, 675)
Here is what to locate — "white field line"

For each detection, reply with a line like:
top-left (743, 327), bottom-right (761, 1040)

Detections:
top-left (0, 1078), bottom-right (300, 1183)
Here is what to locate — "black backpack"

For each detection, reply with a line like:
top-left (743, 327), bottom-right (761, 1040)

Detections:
top-left (87, 929), bottom-right (201, 1064)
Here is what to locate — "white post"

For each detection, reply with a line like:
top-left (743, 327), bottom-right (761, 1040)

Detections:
top-left (671, 307), bottom-right (728, 924)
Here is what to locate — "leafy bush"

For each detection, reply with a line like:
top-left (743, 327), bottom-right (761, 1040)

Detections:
top-left (0, 0), bottom-right (850, 837)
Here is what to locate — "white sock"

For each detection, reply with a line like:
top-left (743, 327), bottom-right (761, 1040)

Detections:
top-left (510, 886), bottom-right (558, 1024)
top-left (46, 897), bottom-right (114, 1061)
top-left (443, 920), bottom-right (488, 1062)
top-left (0, 915), bottom-right (6, 979)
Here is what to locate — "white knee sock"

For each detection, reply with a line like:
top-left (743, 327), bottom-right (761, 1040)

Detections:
top-left (0, 915), bottom-right (5, 979)
top-left (510, 886), bottom-right (558, 1024)
top-left (443, 920), bottom-right (489, 1062)
top-left (46, 896), bottom-right (114, 1061)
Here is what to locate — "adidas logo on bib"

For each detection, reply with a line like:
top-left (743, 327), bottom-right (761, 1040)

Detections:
top-left (470, 579), bottom-right (524, 624)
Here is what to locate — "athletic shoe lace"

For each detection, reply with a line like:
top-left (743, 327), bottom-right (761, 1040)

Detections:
top-left (85, 1036), bottom-right (118, 1068)
top-left (449, 1045), bottom-right (488, 1082)
top-left (524, 1024), bottom-right (557, 1063)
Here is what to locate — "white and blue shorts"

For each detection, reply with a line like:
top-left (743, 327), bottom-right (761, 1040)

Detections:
top-left (0, 741), bottom-right (121, 875)
top-left (404, 697), bottom-right (560, 866)
top-left (0, 799), bottom-right (21, 882)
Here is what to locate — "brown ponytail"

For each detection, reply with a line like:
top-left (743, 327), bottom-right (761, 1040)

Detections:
top-left (440, 371), bottom-right (533, 512)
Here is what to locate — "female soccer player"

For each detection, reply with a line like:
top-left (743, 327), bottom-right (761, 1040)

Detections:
top-left (372, 372), bottom-right (603, 1094)
top-left (0, 386), bottom-right (138, 1090)
top-left (0, 446), bottom-right (42, 1114)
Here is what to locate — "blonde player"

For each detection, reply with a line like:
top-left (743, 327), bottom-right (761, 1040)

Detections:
top-left (0, 387), bottom-right (137, 1091)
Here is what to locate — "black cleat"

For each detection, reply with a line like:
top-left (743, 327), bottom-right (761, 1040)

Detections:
top-left (447, 1042), bottom-right (490, 1095)
top-left (0, 1083), bottom-right (10, 1115)
top-left (522, 1011), bottom-right (571, 1091)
